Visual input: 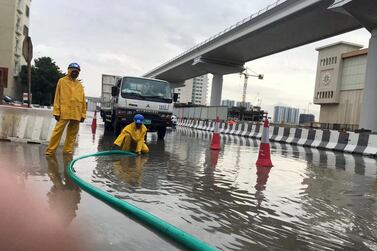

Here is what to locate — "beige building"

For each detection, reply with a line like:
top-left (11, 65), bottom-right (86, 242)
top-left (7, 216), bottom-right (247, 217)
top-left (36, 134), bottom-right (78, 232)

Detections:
top-left (175, 74), bottom-right (209, 105)
top-left (0, 0), bottom-right (31, 100)
top-left (313, 41), bottom-right (368, 126)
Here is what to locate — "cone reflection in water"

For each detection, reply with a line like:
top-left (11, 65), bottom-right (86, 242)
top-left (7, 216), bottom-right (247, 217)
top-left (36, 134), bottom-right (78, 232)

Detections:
top-left (255, 165), bottom-right (272, 209)
top-left (210, 116), bottom-right (221, 150)
top-left (91, 110), bottom-right (97, 134)
top-left (256, 118), bottom-right (273, 167)
top-left (210, 150), bottom-right (220, 169)
top-left (255, 166), bottom-right (272, 190)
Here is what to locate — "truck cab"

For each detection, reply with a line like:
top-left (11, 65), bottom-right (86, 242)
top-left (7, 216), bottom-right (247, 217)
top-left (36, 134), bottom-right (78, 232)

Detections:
top-left (100, 75), bottom-right (177, 140)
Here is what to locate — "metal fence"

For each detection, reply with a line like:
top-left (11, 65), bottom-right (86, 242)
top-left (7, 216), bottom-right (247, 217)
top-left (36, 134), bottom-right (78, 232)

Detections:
top-left (174, 106), bottom-right (228, 120)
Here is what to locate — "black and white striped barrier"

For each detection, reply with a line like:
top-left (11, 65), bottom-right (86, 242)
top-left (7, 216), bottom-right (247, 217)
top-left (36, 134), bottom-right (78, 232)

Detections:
top-left (177, 119), bottom-right (377, 157)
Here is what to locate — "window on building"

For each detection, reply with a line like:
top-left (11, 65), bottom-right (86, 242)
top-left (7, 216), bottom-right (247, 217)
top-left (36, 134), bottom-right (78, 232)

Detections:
top-left (23, 25), bottom-right (29, 36)
top-left (26, 5), bottom-right (29, 17)
top-left (330, 91), bottom-right (333, 98)
top-left (334, 57), bottom-right (337, 64)
top-left (341, 56), bottom-right (367, 91)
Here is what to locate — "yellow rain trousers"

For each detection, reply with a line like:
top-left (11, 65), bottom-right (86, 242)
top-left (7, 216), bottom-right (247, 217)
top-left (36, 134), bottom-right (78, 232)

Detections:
top-left (46, 154), bottom-right (81, 225)
top-left (46, 73), bottom-right (86, 155)
top-left (114, 122), bottom-right (149, 154)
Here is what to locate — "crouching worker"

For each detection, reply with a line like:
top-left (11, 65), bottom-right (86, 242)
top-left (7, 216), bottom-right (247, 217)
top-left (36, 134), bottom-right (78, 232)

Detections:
top-left (113, 114), bottom-right (149, 154)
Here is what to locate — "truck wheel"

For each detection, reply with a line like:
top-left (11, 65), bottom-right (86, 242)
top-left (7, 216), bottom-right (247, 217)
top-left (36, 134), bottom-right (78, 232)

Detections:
top-left (157, 127), bottom-right (166, 140)
top-left (113, 118), bottom-right (121, 136)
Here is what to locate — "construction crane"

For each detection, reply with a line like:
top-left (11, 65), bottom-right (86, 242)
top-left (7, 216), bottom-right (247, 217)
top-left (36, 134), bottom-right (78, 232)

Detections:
top-left (240, 67), bottom-right (264, 107)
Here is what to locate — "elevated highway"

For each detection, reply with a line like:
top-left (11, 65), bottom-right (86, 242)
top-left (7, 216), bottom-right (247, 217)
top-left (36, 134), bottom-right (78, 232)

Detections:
top-left (144, 0), bottom-right (377, 131)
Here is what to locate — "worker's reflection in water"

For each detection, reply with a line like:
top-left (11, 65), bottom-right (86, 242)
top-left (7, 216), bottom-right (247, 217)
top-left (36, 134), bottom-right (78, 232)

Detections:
top-left (112, 156), bottom-right (149, 186)
top-left (46, 155), bottom-right (81, 225)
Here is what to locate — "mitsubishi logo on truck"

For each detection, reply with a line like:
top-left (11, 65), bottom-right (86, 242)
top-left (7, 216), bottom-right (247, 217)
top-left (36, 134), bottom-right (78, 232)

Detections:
top-left (146, 104), bottom-right (150, 108)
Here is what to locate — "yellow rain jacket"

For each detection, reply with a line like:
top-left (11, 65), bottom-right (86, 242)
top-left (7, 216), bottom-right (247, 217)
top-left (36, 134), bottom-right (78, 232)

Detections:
top-left (52, 74), bottom-right (86, 121)
top-left (114, 122), bottom-right (149, 153)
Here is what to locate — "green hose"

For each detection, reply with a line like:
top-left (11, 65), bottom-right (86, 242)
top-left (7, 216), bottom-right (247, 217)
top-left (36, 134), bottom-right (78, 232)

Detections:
top-left (67, 150), bottom-right (216, 251)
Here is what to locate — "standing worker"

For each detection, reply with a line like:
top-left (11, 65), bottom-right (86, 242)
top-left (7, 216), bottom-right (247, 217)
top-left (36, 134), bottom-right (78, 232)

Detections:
top-left (46, 63), bottom-right (86, 155)
top-left (113, 114), bottom-right (149, 154)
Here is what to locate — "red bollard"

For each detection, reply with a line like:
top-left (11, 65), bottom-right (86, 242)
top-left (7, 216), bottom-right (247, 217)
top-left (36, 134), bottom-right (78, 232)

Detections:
top-left (91, 110), bottom-right (97, 134)
top-left (210, 116), bottom-right (221, 150)
top-left (256, 118), bottom-right (273, 167)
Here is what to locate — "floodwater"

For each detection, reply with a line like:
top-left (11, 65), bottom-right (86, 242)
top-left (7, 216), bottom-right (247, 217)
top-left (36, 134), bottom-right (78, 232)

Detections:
top-left (1, 124), bottom-right (377, 250)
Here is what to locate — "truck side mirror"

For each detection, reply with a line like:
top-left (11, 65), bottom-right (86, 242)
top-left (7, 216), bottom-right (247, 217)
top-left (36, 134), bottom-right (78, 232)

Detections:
top-left (111, 86), bottom-right (119, 97)
top-left (173, 93), bottom-right (179, 102)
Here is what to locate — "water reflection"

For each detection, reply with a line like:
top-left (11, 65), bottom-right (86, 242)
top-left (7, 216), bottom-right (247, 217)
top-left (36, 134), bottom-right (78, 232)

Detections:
top-left (112, 156), bottom-right (149, 186)
top-left (80, 128), bottom-right (377, 250)
top-left (255, 166), bottom-right (272, 210)
top-left (46, 155), bottom-right (81, 225)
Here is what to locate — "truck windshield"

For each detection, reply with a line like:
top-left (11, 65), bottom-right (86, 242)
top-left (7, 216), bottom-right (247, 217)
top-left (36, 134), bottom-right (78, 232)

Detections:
top-left (121, 77), bottom-right (172, 103)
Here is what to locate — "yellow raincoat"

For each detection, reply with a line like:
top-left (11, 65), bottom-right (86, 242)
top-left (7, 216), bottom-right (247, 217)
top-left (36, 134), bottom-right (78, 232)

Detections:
top-left (46, 71), bottom-right (87, 155)
top-left (114, 122), bottom-right (149, 153)
top-left (52, 74), bottom-right (86, 121)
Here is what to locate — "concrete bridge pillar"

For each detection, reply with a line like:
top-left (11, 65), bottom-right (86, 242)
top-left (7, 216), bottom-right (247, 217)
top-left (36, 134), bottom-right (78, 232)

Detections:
top-left (359, 29), bottom-right (377, 131)
top-left (210, 74), bottom-right (223, 106)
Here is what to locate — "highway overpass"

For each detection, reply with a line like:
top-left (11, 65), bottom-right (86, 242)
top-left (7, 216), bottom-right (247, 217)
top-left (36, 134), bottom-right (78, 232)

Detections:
top-left (144, 0), bottom-right (377, 131)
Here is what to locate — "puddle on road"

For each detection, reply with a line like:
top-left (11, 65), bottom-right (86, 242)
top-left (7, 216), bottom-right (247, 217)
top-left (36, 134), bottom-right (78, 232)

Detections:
top-left (73, 127), bottom-right (377, 251)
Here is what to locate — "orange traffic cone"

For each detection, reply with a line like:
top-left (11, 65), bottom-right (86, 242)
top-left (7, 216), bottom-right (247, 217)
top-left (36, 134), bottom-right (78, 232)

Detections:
top-left (210, 116), bottom-right (221, 150)
top-left (91, 110), bottom-right (97, 134)
top-left (256, 118), bottom-right (273, 167)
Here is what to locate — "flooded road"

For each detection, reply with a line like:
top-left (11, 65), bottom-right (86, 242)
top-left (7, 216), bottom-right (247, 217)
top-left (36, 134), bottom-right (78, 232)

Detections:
top-left (1, 124), bottom-right (377, 250)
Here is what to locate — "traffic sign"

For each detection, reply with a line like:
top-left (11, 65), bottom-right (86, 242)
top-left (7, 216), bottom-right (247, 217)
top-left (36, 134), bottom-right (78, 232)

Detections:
top-left (22, 36), bottom-right (33, 63)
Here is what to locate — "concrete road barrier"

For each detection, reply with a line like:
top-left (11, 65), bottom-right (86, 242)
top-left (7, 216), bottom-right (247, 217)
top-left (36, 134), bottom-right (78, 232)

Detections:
top-left (177, 118), bottom-right (377, 157)
top-left (0, 105), bottom-right (64, 144)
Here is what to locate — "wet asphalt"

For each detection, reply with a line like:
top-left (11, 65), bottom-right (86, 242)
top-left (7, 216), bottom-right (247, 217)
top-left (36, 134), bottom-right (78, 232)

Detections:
top-left (0, 123), bottom-right (377, 250)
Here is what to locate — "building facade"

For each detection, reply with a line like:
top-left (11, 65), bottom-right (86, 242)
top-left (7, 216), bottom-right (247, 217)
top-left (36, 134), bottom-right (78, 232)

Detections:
top-left (273, 106), bottom-right (299, 124)
top-left (175, 75), bottom-right (208, 105)
top-left (0, 0), bottom-right (31, 100)
top-left (313, 42), bottom-right (367, 126)
top-left (221, 99), bottom-right (235, 108)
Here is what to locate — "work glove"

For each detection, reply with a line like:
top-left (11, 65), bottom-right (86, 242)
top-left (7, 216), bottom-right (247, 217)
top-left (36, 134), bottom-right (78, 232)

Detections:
top-left (80, 118), bottom-right (85, 123)
top-left (54, 116), bottom-right (60, 121)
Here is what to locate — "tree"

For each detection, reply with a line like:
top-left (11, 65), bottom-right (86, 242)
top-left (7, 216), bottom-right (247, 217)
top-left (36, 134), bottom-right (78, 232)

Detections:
top-left (20, 57), bottom-right (64, 105)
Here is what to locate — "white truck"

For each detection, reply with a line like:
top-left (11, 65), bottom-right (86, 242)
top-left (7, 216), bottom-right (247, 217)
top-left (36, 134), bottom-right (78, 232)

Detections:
top-left (100, 74), bottom-right (177, 140)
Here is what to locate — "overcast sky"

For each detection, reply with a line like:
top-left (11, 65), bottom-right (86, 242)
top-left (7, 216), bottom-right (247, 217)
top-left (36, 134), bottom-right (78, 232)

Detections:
top-left (29, 0), bottom-right (371, 118)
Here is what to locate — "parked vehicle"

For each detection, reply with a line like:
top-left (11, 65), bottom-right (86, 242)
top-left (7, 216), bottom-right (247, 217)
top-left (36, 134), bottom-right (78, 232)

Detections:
top-left (100, 74), bottom-right (177, 140)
